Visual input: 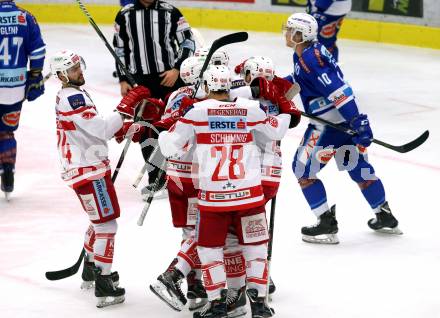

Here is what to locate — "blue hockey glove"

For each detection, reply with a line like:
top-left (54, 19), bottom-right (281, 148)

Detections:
top-left (26, 71), bottom-right (45, 101)
top-left (350, 114), bottom-right (373, 147)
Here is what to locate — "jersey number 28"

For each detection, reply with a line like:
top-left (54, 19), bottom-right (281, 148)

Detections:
top-left (211, 145), bottom-right (245, 181)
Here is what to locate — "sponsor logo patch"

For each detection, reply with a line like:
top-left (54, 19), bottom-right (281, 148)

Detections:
top-left (316, 148), bottom-right (336, 164)
top-left (67, 94), bottom-right (86, 110)
top-left (2, 111), bottom-right (20, 127)
top-left (93, 179), bottom-right (114, 218)
top-left (241, 213), bottom-right (269, 244)
top-left (208, 116), bottom-right (246, 130)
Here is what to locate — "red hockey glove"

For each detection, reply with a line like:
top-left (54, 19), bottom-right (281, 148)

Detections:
top-left (141, 98), bottom-right (165, 122)
top-left (277, 96), bottom-right (301, 128)
top-left (114, 121), bottom-right (145, 143)
top-left (250, 77), bottom-right (279, 103)
top-left (153, 117), bottom-right (177, 131)
top-left (116, 85), bottom-right (151, 117)
top-left (234, 59), bottom-right (247, 75)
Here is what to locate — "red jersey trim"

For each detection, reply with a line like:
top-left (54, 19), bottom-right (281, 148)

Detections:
top-left (179, 117), bottom-right (209, 126)
top-left (57, 105), bottom-right (96, 116)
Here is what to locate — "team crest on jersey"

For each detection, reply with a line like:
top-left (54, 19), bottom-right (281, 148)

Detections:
top-left (268, 116), bottom-right (278, 128)
top-left (208, 116), bottom-right (246, 130)
top-left (67, 94), bottom-right (86, 109)
top-left (2, 111), bottom-right (20, 127)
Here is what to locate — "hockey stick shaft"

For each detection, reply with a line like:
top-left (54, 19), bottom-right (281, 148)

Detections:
top-left (45, 248), bottom-right (85, 280)
top-left (301, 111), bottom-right (429, 153)
top-left (137, 32), bottom-right (249, 226)
top-left (265, 196), bottom-right (276, 304)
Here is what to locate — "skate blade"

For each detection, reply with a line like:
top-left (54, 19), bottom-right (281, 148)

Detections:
top-left (302, 234), bottom-right (339, 244)
top-left (188, 297), bottom-right (208, 311)
top-left (149, 282), bottom-right (185, 312)
top-left (375, 226), bottom-right (403, 235)
top-left (80, 281), bottom-right (94, 290)
top-left (227, 306), bottom-right (247, 317)
top-left (96, 295), bottom-right (125, 308)
top-left (4, 192), bottom-right (11, 202)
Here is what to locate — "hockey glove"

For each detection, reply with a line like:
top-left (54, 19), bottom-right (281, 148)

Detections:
top-left (26, 71), bottom-right (45, 102)
top-left (234, 59), bottom-right (247, 75)
top-left (114, 121), bottom-right (145, 143)
top-left (277, 96), bottom-right (301, 128)
top-left (141, 98), bottom-right (165, 122)
top-left (116, 85), bottom-right (151, 117)
top-left (250, 77), bottom-right (279, 103)
top-left (272, 76), bottom-right (301, 100)
top-left (350, 114), bottom-right (373, 147)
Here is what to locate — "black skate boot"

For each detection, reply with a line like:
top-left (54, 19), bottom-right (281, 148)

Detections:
top-left (301, 205), bottom-right (339, 244)
top-left (227, 286), bottom-right (247, 318)
top-left (246, 289), bottom-right (274, 318)
top-left (268, 277), bottom-right (276, 295)
top-left (1, 163), bottom-right (14, 201)
top-left (187, 271), bottom-right (208, 311)
top-left (81, 260), bottom-right (120, 290)
top-left (94, 268), bottom-right (125, 308)
top-left (368, 202), bottom-right (402, 234)
top-left (150, 268), bottom-right (187, 311)
top-left (194, 289), bottom-right (228, 318)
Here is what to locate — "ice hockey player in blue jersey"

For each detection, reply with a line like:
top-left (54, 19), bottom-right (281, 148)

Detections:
top-left (282, 13), bottom-right (401, 244)
top-left (306, 0), bottom-right (351, 61)
top-left (0, 0), bottom-right (46, 200)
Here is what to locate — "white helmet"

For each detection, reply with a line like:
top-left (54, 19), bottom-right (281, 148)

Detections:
top-left (203, 65), bottom-right (231, 93)
top-left (194, 46), bottom-right (229, 66)
top-left (50, 50), bottom-right (86, 80)
top-left (284, 13), bottom-right (318, 42)
top-left (180, 56), bottom-right (204, 85)
top-left (243, 56), bottom-right (275, 84)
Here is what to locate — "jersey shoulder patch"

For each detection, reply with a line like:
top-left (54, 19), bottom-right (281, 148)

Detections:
top-left (67, 94), bottom-right (86, 110)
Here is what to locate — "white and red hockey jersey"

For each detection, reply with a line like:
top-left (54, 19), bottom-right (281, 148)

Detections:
top-left (162, 85), bottom-right (204, 184)
top-left (158, 97), bottom-right (291, 212)
top-left (55, 86), bottom-right (123, 188)
top-left (230, 80), bottom-right (283, 187)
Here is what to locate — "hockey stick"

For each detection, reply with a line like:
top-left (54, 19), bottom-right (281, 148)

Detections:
top-left (75, 0), bottom-right (148, 183)
top-left (137, 31), bottom-right (249, 226)
top-left (45, 248), bottom-right (85, 280)
top-left (301, 111), bottom-right (429, 153)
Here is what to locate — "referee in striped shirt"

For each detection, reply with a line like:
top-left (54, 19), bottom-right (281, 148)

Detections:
top-left (113, 0), bottom-right (195, 99)
top-left (113, 0), bottom-right (195, 192)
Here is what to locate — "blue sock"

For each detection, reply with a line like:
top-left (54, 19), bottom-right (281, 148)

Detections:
top-left (301, 179), bottom-right (329, 217)
top-left (361, 179), bottom-right (386, 211)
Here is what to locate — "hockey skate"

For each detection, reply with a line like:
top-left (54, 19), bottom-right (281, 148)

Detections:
top-left (246, 289), bottom-right (274, 318)
top-left (81, 260), bottom-right (119, 290)
top-left (301, 205), bottom-right (339, 244)
top-left (150, 268), bottom-right (187, 311)
top-left (1, 164), bottom-right (14, 201)
top-left (193, 289), bottom-right (228, 318)
top-left (368, 202), bottom-right (402, 235)
top-left (226, 287), bottom-right (247, 318)
top-left (94, 269), bottom-right (125, 308)
top-left (187, 273), bottom-right (208, 311)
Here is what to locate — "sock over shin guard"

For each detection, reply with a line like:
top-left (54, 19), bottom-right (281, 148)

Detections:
top-left (93, 220), bottom-right (117, 275)
top-left (198, 246), bottom-right (226, 300)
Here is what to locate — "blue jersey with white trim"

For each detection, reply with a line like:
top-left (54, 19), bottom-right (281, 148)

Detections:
top-left (0, 1), bottom-right (45, 104)
top-left (286, 42), bottom-right (358, 124)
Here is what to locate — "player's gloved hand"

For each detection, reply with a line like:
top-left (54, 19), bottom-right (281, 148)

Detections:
top-left (114, 121), bottom-right (145, 143)
top-left (26, 71), bottom-right (45, 102)
top-left (116, 85), bottom-right (151, 117)
top-left (153, 117), bottom-right (176, 131)
top-left (153, 97), bottom-right (196, 131)
top-left (277, 96), bottom-right (301, 128)
top-left (141, 98), bottom-right (165, 122)
top-left (350, 114), bottom-right (373, 147)
top-left (250, 77), bottom-right (279, 103)
top-left (234, 59), bottom-right (247, 75)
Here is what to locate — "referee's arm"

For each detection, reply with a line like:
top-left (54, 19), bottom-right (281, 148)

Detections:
top-left (171, 7), bottom-right (195, 70)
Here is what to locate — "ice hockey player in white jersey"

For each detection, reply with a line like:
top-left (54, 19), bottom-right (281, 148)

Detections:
top-left (50, 50), bottom-right (150, 308)
top-left (159, 65), bottom-right (300, 318)
top-left (149, 56), bottom-right (208, 312)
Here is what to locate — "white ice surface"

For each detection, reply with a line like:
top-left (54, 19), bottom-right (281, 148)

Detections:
top-left (1, 25), bottom-right (440, 318)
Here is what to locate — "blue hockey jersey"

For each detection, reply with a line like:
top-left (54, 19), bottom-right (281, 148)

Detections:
top-left (307, 0), bottom-right (352, 16)
top-left (285, 42), bottom-right (358, 124)
top-left (0, 1), bottom-right (45, 104)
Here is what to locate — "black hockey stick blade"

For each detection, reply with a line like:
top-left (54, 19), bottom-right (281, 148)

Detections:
top-left (193, 32), bottom-right (249, 98)
top-left (372, 130), bottom-right (429, 153)
top-left (45, 248), bottom-right (85, 281)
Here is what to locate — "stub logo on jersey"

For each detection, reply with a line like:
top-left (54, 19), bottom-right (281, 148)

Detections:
top-left (93, 179), bottom-right (114, 218)
top-left (208, 109), bottom-right (247, 116)
top-left (241, 213), bottom-right (269, 244)
top-left (67, 94), bottom-right (86, 110)
top-left (201, 189), bottom-right (251, 201)
top-left (208, 116), bottom-right (246, 131)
